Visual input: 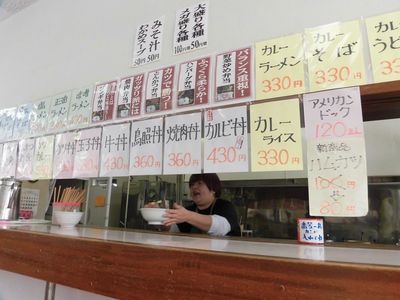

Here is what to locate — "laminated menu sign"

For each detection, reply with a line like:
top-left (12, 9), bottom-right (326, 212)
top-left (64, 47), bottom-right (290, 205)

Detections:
top-left (0, 107), bottom-right (17, 142)
top-left (47, 91), bottom-right (71, 133)
top-left (256, 34), bottom-right (305, 100)
top-left (177, 57), bottom-right (210, 107)
top-left (13, 104), bottom-right (33, 140)
top-left (33, 135), bottom-right (54, 179)
top-left (72, 127), bottom-right (101, 178)
top-left (0, 142), bottom-right (18, 178)
top-left (53, 132), bottom-right (77, 179)
top-left (163, 113), bottom-right (202, 174)
top-left (92, 80), bottom-right (118, 123)
top-left (215, 47), bottom-right (251, 102)
top-left (145, 66), bottom-right (175, 114)
top-left (365, 11), bottom-right (400, 83)
top-left (305, 20), bottom-right (366, 92)
top-left (204, 106), bottom-right (249, 173)
top-left (173, 2), bottom-right (208, 55)
top-left (303, 87), bottom-right (368, 217)
top-left (132, 17), bottom-right (164, 67)
top-left (129, 118), bottom-right (163, 176)
top-left (116, 74), bottom-right (144, 119)
top-left (30, 98), bottom-right (51, 136)
top-left (250, 99), bottom-right (303, 172)
top-left (68, 85), bottom-right (93, 129)
top-left (16, 138), bottom-right (35, 180)
top-left (100, 123), bottom-right (130, 177)
top-left (297, 218), bottom-right (324, 244)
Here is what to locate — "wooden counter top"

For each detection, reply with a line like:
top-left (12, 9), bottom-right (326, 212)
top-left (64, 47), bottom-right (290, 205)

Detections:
top-left (0, 224), bottom-right (399, 299)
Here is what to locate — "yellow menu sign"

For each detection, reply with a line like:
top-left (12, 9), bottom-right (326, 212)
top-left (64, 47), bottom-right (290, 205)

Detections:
top-left (250, 98), bottom-right (303, 172)
top-left (305, 20), bottom-right (366, 91)
top-left (256, 34), bottom-right (305, 100)
top-left (366, 11), bottom-right (400, 83)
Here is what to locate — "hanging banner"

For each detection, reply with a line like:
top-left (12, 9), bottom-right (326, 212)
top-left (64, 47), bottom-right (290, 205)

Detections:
top-left (256, 34), bottom-right (305, 100)
top-left (250, 99), bottom-right (303, 172)
top-left (145, 66), bottom-right (175, 114)
top-left (92, 80), bottom-right (118, 123)
top-left (68, 85), bottom-right (93, 129)
top-left (204, 106), bottom-right (249, 173)
top-left (129, 118), bottom-right (163, 176)
top-left (163, 113), bottom-right (202, 174)
top-left (0, 142), bottom-right (18, 178)
top-left (116, 74), bottom-right (145, 119)
top-left (132, 16), bottom-right (164, 67)
top-left (30, 98), bottom-right (51, 136)
top-left (173, 1), bottom-right (209, 55)
top-left (177, 56), bottom-right (210, 107)
top-left (0, 107), bottom-right (17, 142)
top-left (72, 127), bottom-right (102, 178)
top-left (100, 123), bottom-right (130, 177)
top-left (47, 91), bottom-right (71, 133)
top-left (305, 20), bottom-right (366, 91)
top-left (33, 135), bottom-right (54, 179)
top-left (366, 11), bottom-right (400, 83)
top-left (13, 104), bottom-right (33, 140)
top-left (53, 132), bottom-right (77, 179)
top-left (215, 47), bottom-right (251, 102)
top-left (16, 138), bottom-right (35, 180)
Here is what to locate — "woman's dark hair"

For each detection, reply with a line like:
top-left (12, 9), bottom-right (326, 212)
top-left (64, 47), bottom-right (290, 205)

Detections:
top-left (189, 173), bottom-right (221, 198)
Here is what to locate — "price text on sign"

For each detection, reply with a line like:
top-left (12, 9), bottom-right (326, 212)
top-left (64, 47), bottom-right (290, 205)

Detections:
top-left (257, 148), bottom-right (300, 166)
top-left (206, 146), bottom-right (247, 164)
top-left (104, 156), bottom-right (128, 171)
top-left (380, 58), bottom-right (400, 75)
top-left (133, 155), bottom-right (161, 169)
top-left (315, 121), bottom-right (362, 139)
top-left (168, 152), bottom-right (200, 167)
top-left (314, 66), bottom-right (362, 85)
top-left (262, 76), bottom-right (303, 93)
top-left (76, 159), bottom-right (97, 172)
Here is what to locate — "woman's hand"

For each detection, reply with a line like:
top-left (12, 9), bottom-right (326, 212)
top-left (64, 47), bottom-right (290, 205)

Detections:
top-left (163, 203), bottom-right (191, 226)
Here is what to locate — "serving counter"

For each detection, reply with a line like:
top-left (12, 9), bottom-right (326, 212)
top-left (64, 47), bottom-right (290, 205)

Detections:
top-left (0, 224), bottom-right (399, 299)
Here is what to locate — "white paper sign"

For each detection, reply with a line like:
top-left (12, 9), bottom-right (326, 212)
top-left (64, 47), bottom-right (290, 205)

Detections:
top-left (72, 127), bottom-right (102, 178)
top-left (204, 106), bottom-right (249, 173)
top-left (53, 132), bottom-right (77, 179)
top-left (116, 74), bottom-right (145, 119)
top-left (129, 118), bottom-right (163, 175)
top-left (33, 135), bottom-right (54, 179)
top-left (30, 98), bottom-right (51, 136)
top-left (0, 107), bottom-right (17, 142)
top-left (132, 17), bottom-right (164, 67)
top-left (163, 113), bottom-right (202, 174)
top-left (173, 2), bottom-right (209, 55)
top-left (100, 123), bottom-right (130, 177)
top-left (13, 104), bottom-right (33, 140)
top-left (0, 142), bottom-right (18, 178)
top-left (47, 91), bottom-right (71, 133)
top-left (297, 218), bottom-right (324, 244)
top-left (68, 85), bottom-right (93, 129)
top-left (16, 138), bottom-right (35, 180)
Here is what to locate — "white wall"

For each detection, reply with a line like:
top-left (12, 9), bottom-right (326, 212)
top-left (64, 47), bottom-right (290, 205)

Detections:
top-left (0, 0), bottom-right (399, 107)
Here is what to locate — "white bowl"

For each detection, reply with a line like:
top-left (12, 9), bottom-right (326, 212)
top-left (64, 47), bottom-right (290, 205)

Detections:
top-left (54, 211), bottom-right (83, 228)
top-left (140, 208), bottom-right (167, 225)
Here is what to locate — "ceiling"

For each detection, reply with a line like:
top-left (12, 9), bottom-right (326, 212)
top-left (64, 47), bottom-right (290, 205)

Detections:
top-left (0, 0), bottom-right (38, 22)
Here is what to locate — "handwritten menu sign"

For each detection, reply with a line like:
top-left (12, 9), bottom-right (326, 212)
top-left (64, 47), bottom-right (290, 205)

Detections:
top-left (204, 106), bottom-right (249, 173)
top-left (13, 104), bottom-right (33, 140)
top-left (129, 118), bottom-right (163, 175)
top-left (0, 142), bottom-right (18, 178)
top-left (132, 17), bottom-right (164, 67)
top-left (305, 20), bottom-right (366, 91)
top-left (297, 218), bottom-right (324, 244)
top-left (30, 98), bottom-right (51, 136)
top-left (173, 2), bottom-right (208, 55)
top-left (53, 132), bottom-right (77, 179)
top-left (47, 91), bottom-right (71, 133)
top-left (16, 138), bottom-right (35, 180)
top-left (256, 34), bottom-right (305, 100)
top-left (250, 99), bottom-right (303, 172)
top-left (303, 87), bottom-right (368, 217)
top-left (100, 123), bottom-right (130, 177)
top-left (145, 66), bottom-right (175, 114)
top-left (215, 47), bottom-right (251, 102)
top-left (116, 74), bottom-right (144, 119)
top-left (68, 85), bottom-right (93, 129)
top-left (163, 113), bottom-right (202, 174)
top-left (366, 11), bottom-right (400, 83)
top-left (0, 107), bottom-right (17, 142)
top-left (33, 135), bottom-right (54, 179)
top-left (92, 80), bottom-right (118, 123)
top-left (72, 127), bottom-right (101, 178)
top-left (177, 57), bottom-right (210, 107)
